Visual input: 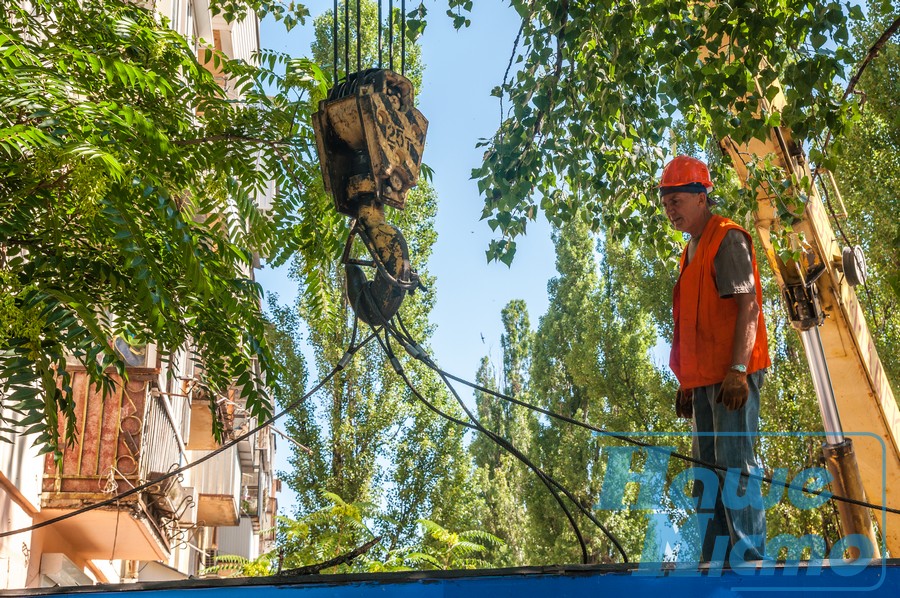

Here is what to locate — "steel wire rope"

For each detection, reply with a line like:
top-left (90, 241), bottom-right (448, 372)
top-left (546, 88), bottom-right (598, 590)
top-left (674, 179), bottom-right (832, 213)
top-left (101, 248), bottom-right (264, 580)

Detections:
top-left (344, 0), bottom-right (350, 79)
top-left (382, 315), bottom-right (629, 562)
top-left (333, 0), bottom-right (338, 82)
top-left (388, 0), bottom-right (393, 71)
top-left (366, 317), bottom-right (593, 564)
top-left (0, 331), bottom-right (377, 539)
top-left (356, 0), bottom-right (361, 72)
top-left (353, 224), bottom-right (421, 290)
top-left (400, 0), bottom-right (405, 76)
top-left (377, 0), bottom-right (382, 67)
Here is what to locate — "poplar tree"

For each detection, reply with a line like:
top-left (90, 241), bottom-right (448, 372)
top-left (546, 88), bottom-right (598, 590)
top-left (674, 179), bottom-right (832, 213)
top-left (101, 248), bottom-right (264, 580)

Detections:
top-left (274, 0), bottom-right (476, 552)
top-left (470, 301), bottom-right (534, 565)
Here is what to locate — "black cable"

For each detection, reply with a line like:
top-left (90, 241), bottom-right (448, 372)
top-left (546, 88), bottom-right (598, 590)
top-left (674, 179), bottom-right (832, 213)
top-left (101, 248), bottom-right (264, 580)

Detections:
top-left (353, 290), bottom-right (595, 561)
top-left (400, 0), bottom-right (406, 76)
top-left (434, 362), bottom-right (593, 564)
top-left (392, 315), bottom-right (900, 516)
top-left (418, 358), bottom-right (900, 518)
top-left (369, 319), bottom-right (592, 564)
top-left (0, 333), bottom-right (376, 539)
top-left (354, 225), bottom-right (420, 290)
top-left (368, 305), bottom-right (630, 563)
top-left (388, 0), bottom-right (393, 71)
top-left (344, 0), bottom-right (350, 77)
top-left (390, 321), bottom-right (627, 563)
top-left (356, 0), bottom-right (361, 72)
top-left (333, 0), bottom-right (338, 82)
top-left (377, 0), bottom-right (382, 67)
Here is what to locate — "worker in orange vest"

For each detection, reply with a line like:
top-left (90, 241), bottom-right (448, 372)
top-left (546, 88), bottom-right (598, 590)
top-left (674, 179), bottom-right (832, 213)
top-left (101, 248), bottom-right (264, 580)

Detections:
top-left (661, 155), bottom-right (772, 563)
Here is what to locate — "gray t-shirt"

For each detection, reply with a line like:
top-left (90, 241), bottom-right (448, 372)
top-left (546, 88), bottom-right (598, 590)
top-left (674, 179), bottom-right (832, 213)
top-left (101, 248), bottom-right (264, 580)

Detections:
top-left (714, 230), bottom-right (755, 297)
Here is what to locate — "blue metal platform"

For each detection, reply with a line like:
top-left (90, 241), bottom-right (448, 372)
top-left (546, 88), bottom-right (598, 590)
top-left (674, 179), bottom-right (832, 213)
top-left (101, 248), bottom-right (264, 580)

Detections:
top-left (6, 560), bottom-right (900, 598)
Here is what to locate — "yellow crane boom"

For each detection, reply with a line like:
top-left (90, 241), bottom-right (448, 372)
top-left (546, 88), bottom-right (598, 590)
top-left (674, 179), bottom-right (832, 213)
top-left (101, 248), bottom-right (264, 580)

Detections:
top-left (720, 91), bottom-right (900, 554)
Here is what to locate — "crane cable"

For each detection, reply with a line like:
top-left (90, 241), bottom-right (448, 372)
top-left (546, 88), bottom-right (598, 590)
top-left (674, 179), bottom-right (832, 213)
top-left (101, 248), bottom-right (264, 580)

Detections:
top-left (333, 0), bottom-right (407, 82)
top-left (0, 330), bottom-right (378, 540)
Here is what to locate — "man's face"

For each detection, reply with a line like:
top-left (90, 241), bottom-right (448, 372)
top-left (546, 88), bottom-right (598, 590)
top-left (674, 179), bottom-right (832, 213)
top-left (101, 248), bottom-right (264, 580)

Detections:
top-left (661, 191), bottom-right (707, 235)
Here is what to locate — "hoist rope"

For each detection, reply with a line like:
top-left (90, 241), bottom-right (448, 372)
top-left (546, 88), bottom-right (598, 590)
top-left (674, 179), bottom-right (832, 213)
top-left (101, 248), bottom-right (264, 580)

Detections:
top-left (356, 0), bottom-right (362, 72)
top-left (400, 0), bottom-right (406, 76)
top-left (353, 224), bottom-right (421, 290)
top-left (344, 0), bottom-right (350, 80)
top-left (388, 0), bottom-right (394, 71)
top-left (0, 331), bottom-right (377, 539)
top-left (377, 0), bottom-right (383, 67)
top-left (333, 0), bottom-right (338, 82)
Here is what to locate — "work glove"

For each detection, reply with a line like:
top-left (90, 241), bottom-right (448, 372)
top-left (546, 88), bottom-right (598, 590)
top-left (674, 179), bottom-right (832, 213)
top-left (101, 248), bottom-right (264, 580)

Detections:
top-left (675, 387), bottom-right (693, 419)
top-left (717, 369), bottom-right (749, 411)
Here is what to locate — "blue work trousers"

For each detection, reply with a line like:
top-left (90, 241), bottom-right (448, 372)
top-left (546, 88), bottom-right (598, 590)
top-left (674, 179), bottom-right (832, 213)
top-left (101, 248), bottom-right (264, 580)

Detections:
top-left (691, 370), bottom-right (767, 562)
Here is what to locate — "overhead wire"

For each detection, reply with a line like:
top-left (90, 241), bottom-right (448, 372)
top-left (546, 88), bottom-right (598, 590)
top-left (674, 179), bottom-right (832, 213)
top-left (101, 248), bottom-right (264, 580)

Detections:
top-left (366, 314), bottom-right (593, 564)
top-left (0, 331), bottom-right (376, 539)
top-left (385, 313), bottom-right (628, 562)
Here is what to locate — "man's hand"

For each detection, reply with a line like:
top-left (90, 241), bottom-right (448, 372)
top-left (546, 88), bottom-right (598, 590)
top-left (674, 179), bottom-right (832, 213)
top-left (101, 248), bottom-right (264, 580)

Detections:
top-left (676, 387), bottom-right (693, 419)
top-left (717, 370), bottom-right (749, 410)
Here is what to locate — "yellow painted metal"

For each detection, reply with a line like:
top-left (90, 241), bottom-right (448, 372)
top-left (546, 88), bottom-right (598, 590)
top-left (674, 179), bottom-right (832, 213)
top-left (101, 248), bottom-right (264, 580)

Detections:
top-left (312, 69), bottom-right (428, 216)
top-left (823, 440), bottom-right (881, 558)
top-left (720, 91), bottom-right (900, 554)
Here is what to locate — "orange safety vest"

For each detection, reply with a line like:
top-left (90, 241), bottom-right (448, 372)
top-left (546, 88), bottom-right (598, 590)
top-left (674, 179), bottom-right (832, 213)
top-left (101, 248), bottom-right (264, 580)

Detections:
top-left (670, 214), bottom-right (770, 388)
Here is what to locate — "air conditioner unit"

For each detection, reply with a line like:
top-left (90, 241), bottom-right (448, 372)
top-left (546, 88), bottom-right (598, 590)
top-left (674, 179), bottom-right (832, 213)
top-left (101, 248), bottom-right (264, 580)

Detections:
top-left (40, 553), bottom-right (93, 587)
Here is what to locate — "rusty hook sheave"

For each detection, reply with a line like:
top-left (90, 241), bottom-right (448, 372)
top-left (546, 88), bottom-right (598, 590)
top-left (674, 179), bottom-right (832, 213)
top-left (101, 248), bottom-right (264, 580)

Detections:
top-left (313, 64), bottom-right (428, 326)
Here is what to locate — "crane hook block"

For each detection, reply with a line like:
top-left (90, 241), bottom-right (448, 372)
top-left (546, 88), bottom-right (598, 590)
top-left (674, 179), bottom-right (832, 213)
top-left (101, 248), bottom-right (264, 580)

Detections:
top-left (345, 202), bottom-right (412, 326)
top-left (313, 69), bottom-right (428, 217)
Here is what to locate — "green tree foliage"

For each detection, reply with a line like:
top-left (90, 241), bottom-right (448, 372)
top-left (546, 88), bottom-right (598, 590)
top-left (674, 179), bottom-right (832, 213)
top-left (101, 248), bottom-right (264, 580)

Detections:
top-left (204, 492), bottom-right (505, 576)
top-left (446, 1), bottom-right (867, 263)
top-left (408, 519), bottom-right (504, 570)
top-left (829, 1), bottom-right (900, 387)
top-left (273, 0), bottom-right (477, 551)
top-left (469, 301), bottom-right (534, 565)
top-left (523, 221), bottom-right (677, 564)
top-left (0, 0), bottom-right (340, 457)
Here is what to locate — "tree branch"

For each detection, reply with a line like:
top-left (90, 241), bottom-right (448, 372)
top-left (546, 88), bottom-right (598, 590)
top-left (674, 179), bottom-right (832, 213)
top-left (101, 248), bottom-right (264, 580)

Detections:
top-left (278, 536), bottom-right (381, 576)
top-left (821, 16), bottom-right (900, 154)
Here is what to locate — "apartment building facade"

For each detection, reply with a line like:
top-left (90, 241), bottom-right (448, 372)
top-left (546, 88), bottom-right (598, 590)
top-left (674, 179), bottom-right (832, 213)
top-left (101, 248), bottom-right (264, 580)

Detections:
top-left (0, 1), bottom-right (277, 589)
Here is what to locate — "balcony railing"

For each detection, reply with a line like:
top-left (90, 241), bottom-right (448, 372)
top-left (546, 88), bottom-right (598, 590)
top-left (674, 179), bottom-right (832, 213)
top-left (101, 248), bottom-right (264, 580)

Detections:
top-left (41, 370), bottom-right (167, 560)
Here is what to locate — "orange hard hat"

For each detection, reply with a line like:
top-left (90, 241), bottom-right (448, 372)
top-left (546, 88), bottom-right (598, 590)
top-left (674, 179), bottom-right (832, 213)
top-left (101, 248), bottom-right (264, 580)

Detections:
top-left (659, 155), bottom-right (713, 195)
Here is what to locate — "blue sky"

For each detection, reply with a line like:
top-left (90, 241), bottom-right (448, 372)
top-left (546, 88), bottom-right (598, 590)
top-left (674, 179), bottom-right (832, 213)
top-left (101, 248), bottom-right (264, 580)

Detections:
top-left (257, 1), bottom-right (561, 513)
top-left (258, 2), bottom-right (557, 371)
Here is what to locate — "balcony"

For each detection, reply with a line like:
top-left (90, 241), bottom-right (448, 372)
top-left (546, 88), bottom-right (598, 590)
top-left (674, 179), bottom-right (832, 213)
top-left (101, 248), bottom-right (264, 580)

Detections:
top-left (187, 447), bottom-right (241, 527)
top-left (186, 387), bottom-right (235, 450)
top-left (40, 368), bottom-right (190, 561)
